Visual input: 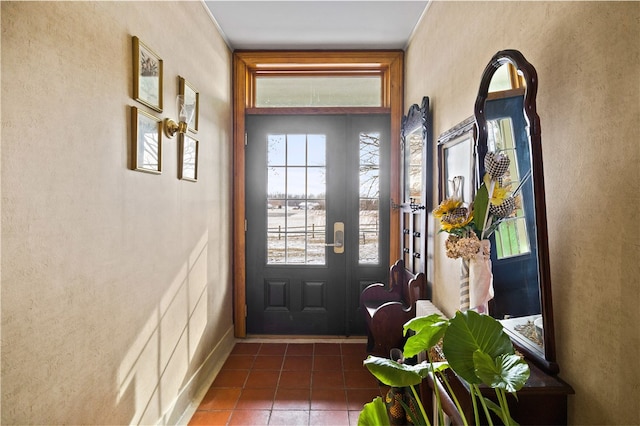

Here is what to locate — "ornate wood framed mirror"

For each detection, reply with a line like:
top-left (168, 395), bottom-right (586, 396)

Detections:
top-left (474, 50), bottom-right (558, 374)
top-left (400, 96), bottom-right (430, 274)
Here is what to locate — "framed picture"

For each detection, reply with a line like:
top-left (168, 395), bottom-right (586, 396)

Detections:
top-left (132, 36), bottom-right (163, 112)
top-left (437, 116), bottom-right (476, 203)
top-left (179, 76), bottom-right (199, 133)
top-left (131, 106), bottom-right (162, 174)
top-left (179, 133), bottom-right (199, 181)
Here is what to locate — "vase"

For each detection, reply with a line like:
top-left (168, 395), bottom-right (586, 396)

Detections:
top-left (459, 258), bottom-right (470, 311)
top-left (460, 239), bottom-right (494, 313)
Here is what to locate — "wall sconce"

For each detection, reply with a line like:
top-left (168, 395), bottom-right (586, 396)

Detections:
top-left (164, 95), bottom-right (195, 138)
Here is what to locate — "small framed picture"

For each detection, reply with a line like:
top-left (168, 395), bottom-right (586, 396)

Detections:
top-left (131, 106), bottom-right (162, 174)
top-left (437, 116), bottom-right (476, 203)
top-left (132, 36), bottom-right (163, 112)
top-left (179, 76), bottom-right (199, 133)
top-left (179, 133), bottom-right (199, 181)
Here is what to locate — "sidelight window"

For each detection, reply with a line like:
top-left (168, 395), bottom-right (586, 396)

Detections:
top-left (359, 131), bottom-right (381, 264)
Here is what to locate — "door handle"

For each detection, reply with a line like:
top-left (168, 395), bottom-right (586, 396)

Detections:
top-left (325, 222), bottom-right (344, 254)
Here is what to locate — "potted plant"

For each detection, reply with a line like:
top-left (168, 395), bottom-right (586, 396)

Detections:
top-left (358, 310), bottom-right (530, 426)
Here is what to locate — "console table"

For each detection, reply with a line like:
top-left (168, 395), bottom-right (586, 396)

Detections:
top-left (415, 301), bottom-right (574, 425)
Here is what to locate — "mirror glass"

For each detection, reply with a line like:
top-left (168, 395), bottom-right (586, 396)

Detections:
top-left (408, 131), bottom-right (424, 204)
top-left (474, 50), bottom-right (558, 374)
top-left (402, 97), bottom-right (429, 207)
top-left (401, 97), bottom-right (430, 274)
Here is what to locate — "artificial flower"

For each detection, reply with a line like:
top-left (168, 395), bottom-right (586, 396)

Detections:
top-left (433, 198), bottom-right (462, 219)
top-left (433, 150), bottom-right (518, 259)
top-left (440, 207), bottom-right (473, 233)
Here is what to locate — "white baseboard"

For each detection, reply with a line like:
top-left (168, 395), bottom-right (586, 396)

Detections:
top-left (163, 325), bottom-right (236, 425)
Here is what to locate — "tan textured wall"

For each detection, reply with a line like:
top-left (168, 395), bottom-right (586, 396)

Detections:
top-left (1, 2), bottom-right (233, 424)
top-left (405, 1), bottom-right (639, 424)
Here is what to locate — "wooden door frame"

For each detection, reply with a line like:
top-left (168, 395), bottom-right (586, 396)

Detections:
top-left (233, 51), bottom-right (404, 337)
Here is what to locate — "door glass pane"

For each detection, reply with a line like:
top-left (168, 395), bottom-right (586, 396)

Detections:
top-left (286, 167), bottom-right (307, 198)
top-left (287, 134), bottom-right (306, 165)
top-left (307, 135), bottom-right (326, 166)
top-left (255, 76), bottom-right (382, 107)
top-left (267, 133), bottom-right (326, 264)
top-left (267, 134), bottom-right (286, 165)
top-left (487, 117), bottom-right (531, 259)
top-left (359, 131), bottom-right (380, 264)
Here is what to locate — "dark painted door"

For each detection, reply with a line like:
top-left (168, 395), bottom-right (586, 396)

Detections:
top-left (245, 114), bottom-right (390, 335)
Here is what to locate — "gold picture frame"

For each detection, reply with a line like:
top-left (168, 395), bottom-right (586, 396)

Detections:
top-left (132, 36), bottom-right (163, 112)
top-left (131, 106), bottom-right (162, 174)
top-left (179, 133), bottom-right (199, 181)
top-left (179, 76), bottom-right (199, 133)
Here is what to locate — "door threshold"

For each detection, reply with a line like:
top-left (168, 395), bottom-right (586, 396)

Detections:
top-left (240, 335), bottom-right (367, 344)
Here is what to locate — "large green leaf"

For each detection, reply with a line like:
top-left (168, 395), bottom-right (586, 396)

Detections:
top-left (357, 397), bottom-right (389, 426)
top-left (484, 398), bottom-right (520, 426)
top-left (473, 183), bottom-right (490, 236)
top-left (474, 351), bottom-right (530, 393)
top-left (442, 310), bottom-right (514, 384)
top-left (402, 314), bottom-right (448, 358)
top-left (363, 356), bottom-right (430, 387)
top-left (404, 313), bottom-right (448, 335)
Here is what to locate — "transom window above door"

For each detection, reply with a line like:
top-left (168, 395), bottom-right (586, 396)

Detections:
top-left (256, 75), bottom-right (382, 107)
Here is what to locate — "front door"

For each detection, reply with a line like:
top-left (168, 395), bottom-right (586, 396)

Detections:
top-left (245, 114), bottom-right (390, 335)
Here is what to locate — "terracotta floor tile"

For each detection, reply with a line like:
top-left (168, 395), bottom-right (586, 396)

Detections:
top-left (310, 388), bottom-right (348, 411)
top-left (223, 355), bottom-right (255, 370)
top-left (191, 340), bottom-right (376, 426)
top-left (198, 387), bottom-right (241, 410)
top-left (309, 410), bottom-right (350, 425)
top-left (314, 343), bottom-right (341, 356)
top-left (345, 388), bottom-right (380, 411)
top-left (313, 355), bottom-right (341, 371)
top-left (245, 370), bottom-right (280, 388)
top-left (279, 370), bottom-right (311, 389)
top-left (341, 343), bottom-right (368, 357)
top-left (282, 355), bottom-right (312, 371)
top-left (235, 388), bottom-right (275, 410)
top-left (189, 410), bottom-right (232, 426)
top-left (342, 354), bottom-right (367, 370)
top-left (228, 409), bottom-right (271, 426)
top-left (273, 388), bottom-right (311, 410)
top-left (268, 410), bottom-right (309, 425)
top-left (231, 342), bottom-right (261, 355)
top-left (348, 410), bottom-right (362, 426)
top-left (312, 370), bottom-right (344, 389)
top-left (344, 369), bottom-right (378, 388)
top-left (286, 343), bottom-right (314, 356)
top-left (258, 343), bottom-right (288, 356)
top-left (211, 369), bottom-right (249, 388)
top-left (252, 355), bottom-right (284, 370)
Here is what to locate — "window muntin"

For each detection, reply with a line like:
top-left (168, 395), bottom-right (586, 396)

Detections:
top-left (267, 133), bottom-right (326, 264)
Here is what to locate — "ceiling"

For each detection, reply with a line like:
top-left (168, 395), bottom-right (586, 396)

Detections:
top-left (204, 1), bottom-right (430, 50)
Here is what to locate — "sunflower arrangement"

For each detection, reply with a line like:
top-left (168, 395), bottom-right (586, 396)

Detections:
top-left (434, 151), bottom-right (516, 259)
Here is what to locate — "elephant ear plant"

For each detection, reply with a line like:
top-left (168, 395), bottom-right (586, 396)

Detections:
top-left (358, 310), bottom-right (530, 426)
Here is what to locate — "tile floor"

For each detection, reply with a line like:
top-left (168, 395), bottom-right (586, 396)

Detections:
top-left (188, 341), bottom-right (388, 426)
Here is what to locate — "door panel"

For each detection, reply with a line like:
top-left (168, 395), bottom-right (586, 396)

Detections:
top-left (246, 114), bottom-right (389, 335)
